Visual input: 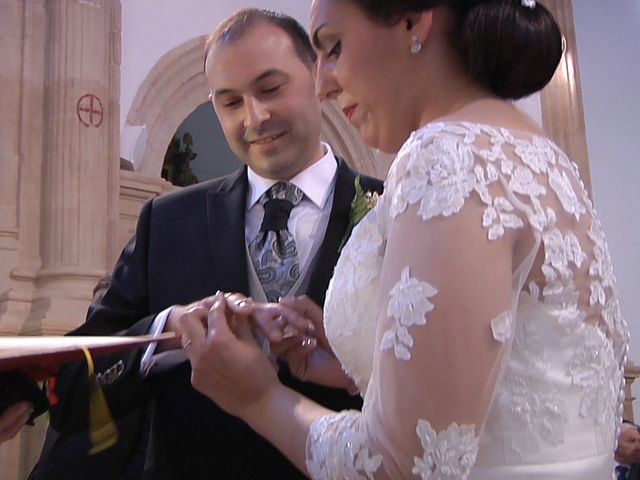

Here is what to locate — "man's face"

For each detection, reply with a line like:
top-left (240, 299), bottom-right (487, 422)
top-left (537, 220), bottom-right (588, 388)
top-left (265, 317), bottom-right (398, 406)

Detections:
top-left (206, 22), bottom-right (324, 180)
top-left (617, 425), bottom-right (640, 464)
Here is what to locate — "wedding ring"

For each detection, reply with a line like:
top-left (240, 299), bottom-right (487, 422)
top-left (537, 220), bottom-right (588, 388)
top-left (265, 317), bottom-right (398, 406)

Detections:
top-left (182, 339), bottom-right (192, 350)
top-left (301, 337), bottom-right (316, 348)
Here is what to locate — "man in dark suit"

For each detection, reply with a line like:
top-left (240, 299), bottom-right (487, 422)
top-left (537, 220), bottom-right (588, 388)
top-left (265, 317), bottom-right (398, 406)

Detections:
top-left (34, 8), bottom-right (382, 480)
top-left (616, 422), bottom-right (640, 480)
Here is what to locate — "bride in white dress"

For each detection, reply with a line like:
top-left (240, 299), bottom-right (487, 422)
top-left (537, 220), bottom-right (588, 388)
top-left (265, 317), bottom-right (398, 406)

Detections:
top-left (180, 0), bottom-right (628, 478)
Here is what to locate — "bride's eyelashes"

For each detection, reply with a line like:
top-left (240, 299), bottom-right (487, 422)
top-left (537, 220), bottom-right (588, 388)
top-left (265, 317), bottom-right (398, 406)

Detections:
top-left (328, 40), bottom-right (342, 58)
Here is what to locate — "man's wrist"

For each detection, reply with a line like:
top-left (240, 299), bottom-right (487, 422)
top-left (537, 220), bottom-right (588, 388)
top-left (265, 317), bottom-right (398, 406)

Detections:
top-left (155, 306), bottom-right (183, 352)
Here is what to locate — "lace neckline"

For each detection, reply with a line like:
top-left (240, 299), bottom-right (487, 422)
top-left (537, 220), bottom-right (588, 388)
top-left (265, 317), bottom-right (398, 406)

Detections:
top-left (413, 120), bottom-right (550, 143)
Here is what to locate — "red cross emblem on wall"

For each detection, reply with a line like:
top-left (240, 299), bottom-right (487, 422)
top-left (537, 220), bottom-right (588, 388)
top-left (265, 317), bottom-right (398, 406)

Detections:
top-left (76, 94), bottom-right (104, 128)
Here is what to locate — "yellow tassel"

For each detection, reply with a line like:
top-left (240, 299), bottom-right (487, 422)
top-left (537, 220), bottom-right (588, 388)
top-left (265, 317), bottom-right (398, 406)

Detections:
top-left (81, 346), bottom-right (119, 454)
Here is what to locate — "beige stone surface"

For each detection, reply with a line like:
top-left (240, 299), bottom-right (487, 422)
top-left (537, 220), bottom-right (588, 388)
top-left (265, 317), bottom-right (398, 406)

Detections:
top-left (0, 0), bottom-right (124, 477)
top-left (540, 0), bottom-right (592, 195)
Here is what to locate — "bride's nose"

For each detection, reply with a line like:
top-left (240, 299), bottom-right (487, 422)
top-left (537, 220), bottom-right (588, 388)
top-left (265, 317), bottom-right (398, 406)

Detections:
top-left (315, 58), bottom-right (341, 100)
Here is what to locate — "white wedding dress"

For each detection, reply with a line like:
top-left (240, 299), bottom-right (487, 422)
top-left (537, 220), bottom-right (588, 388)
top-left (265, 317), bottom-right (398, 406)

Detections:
top-left (306, 122), bottom-right (628, 479)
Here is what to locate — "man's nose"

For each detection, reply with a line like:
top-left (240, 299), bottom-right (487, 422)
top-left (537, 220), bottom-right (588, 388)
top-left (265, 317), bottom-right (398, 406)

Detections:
top-left (243, 97), bottom-right (270, 128)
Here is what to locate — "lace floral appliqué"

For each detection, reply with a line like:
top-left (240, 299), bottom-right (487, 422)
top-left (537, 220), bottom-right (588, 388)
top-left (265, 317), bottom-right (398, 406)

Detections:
top-left (482, 197), bottom-right (524, 241)
top-left (491, 311), bottom-right (513, 342)
top-left (381, 267), bottom-right (437, 360)
top-left (548, 168), bottom-right (585, 220)
top-left (488, 373), bottom-right (569, 457)
top-left (514, 136), bottom-right (556, 173)
top-left (306, 411), bottom-right (382, 480)
top-left (541, 228), bottom-right (586, 297)
top-left (390, 134), bottom-right (476, 220)
top-left (327, 217), bottom-right (383, 337)
top-left (568, 325), bottom-right (620, 440)
top-left (588, 217), bottom-right (615, 307)
top-left (412, 421), bottom-right (478, 480)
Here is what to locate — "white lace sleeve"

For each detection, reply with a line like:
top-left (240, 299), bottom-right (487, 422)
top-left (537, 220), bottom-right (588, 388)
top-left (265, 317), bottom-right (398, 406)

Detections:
top-left (306, 124), bottom-right (523, 479)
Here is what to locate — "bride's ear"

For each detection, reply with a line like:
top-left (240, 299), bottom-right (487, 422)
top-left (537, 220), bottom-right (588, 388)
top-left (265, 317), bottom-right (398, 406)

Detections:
top-left (404, 11), bottom-right (433, 52)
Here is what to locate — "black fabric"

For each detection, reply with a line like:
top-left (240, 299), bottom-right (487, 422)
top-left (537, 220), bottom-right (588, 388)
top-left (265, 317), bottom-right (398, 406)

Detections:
top-left (37, 161), bottom-right (383, 480)
top-left (0, 371), bottom-right (48, 425)
top-left (260, 198), bottom-right (294, 232)
top-left (29, 406), bottom-right (150, 480)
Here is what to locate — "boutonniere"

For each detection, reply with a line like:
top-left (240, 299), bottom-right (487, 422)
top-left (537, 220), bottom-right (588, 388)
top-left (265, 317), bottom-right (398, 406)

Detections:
top-left (338, 176), bottom-right (379, 253)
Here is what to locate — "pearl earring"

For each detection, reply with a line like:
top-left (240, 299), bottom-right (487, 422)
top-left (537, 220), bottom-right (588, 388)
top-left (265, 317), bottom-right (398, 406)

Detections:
top-left (410, 35), bottom-right (422, 54)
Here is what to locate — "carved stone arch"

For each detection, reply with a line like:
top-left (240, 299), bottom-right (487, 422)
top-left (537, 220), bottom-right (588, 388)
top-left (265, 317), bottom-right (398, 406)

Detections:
top-left (125, 36), bottom-right (385, 179)
top-left (126, 36), bottom-right (209, 177)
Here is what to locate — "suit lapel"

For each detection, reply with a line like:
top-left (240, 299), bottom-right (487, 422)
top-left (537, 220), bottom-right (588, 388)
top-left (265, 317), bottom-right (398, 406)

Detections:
top-left (306, 159), bottom-right (358, 304)
top-left (205, 168), bottom-right (251, 295)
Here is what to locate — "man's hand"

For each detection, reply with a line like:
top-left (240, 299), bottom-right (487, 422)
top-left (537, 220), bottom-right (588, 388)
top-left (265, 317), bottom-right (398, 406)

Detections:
top-left (157, 294), bottom-right (227, 352)
top-left (180, 293), bottom-right (278, 418)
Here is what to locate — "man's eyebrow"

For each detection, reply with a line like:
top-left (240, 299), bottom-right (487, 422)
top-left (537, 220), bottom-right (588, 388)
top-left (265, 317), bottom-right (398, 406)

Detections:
top-left (213, 69), bottom-right (287, 100)
top-left (212, 87), bottom-right (236, 100)
top-left (253, 69), bottom-right (287, 83)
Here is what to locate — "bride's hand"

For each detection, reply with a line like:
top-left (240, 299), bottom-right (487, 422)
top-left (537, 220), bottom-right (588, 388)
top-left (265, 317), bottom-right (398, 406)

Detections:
top-left (249, 300), bottom-right (316, 343)
top-left (271, 296), bottom-right (358, 393)
top-left (179, 293), bottom-right (278, 418)
top-left (270, 334), bottom-right (357, 391)
top-left (215, 292), bottom-right (316, 344)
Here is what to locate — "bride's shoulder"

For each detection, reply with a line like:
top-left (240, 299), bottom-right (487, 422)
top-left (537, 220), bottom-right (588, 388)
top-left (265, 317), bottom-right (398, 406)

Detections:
top-left (390, 121), bottom-right (487, 174)
top-left (396, 120), bottom-right (562, 166)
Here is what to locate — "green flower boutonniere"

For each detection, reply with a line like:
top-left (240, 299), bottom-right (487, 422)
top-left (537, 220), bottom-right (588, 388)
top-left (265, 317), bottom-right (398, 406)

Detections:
top-left (338, 176), bottom-right (379, 252)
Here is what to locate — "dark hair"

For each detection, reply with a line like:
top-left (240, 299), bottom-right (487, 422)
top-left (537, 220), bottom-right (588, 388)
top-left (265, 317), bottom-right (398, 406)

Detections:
top-left (347, 0), bottom-right (563, 100)
top-left (204, 9), bottom-right (317, 71)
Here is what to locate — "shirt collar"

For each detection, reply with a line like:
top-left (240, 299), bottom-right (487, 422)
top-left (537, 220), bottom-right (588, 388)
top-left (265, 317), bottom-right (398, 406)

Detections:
top-left (246, 142), bottom-right (338, 209)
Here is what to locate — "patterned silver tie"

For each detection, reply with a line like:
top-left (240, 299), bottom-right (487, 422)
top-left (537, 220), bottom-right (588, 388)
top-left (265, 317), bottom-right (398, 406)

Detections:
top-left (249, 181), bottom-right (304, 302)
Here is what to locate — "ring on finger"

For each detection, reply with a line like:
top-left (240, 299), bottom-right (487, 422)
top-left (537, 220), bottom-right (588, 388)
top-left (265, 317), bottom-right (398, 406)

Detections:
top-left (182, 339), bottom-right (192, 350)
top-left (235, 298), bottom-right (249, 308)
top-left (301, 337), bottom-right (316, 348)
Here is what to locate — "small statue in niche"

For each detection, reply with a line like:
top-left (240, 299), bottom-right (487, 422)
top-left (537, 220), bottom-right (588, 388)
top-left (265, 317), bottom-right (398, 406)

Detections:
top-left (162, 132), bottom-right (199, 186)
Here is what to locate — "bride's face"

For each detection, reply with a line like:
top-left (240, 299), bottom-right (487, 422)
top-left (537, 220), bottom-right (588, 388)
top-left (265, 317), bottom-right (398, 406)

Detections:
top-left (310, 0), bottom-right (416, 153)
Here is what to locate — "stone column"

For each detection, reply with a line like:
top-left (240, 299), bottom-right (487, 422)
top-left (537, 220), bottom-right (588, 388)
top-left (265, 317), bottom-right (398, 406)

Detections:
top-left (0, 0), bottom-right (46, 335)
top-left (0, 0), bottom-right (25, 286)
top-left (0, 1), bottom-right (56, 476)
top-left (539, 0), bottom-right (592, 196)
top-left (624, 362), bottom-right (640, 423)
top-left (0, 3), bottom-right (45, 478)
top-left (0, 1), bottom-right (120, 477)
top-left (22, 0), bottom-right (121, 335)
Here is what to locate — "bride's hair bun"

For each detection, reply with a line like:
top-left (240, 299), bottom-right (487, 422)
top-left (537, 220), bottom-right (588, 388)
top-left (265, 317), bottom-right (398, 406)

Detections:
top-left (348, 0), bottom-right (563, 100)
top-left (460, 0), bottom-right (563, 99)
